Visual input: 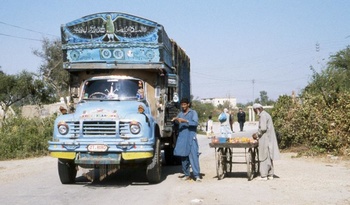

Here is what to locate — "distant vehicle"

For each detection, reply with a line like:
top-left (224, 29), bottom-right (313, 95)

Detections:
top-left (48, 12), bottom-right (191, 184)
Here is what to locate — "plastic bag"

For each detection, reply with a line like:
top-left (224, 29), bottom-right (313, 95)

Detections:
top-left (218, 112), bottom-right (227, 122)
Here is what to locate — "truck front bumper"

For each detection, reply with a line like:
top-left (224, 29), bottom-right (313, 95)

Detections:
top-left (48, 140), bottom-right (154, 163)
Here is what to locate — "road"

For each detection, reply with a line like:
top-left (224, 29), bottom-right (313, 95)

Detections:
top-left (0, 122), bottom-right (350, 205)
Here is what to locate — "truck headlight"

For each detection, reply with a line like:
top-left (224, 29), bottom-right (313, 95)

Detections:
top-left (130, 122), bottom-right (140, 134)
top-left (58, 122), bottom-right (69, 135)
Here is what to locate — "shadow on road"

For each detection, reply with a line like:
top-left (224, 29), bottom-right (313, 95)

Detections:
top-left (73, 153), bottom-right (182, 187)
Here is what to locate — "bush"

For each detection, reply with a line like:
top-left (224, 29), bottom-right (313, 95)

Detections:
top-left (272, 92), bottom-right (350, 156)
top-left (0, 116), bottom-right (55, 160)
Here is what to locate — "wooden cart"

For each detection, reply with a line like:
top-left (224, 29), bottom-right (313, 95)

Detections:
top-left (209, 141), bottom-right (259, 181)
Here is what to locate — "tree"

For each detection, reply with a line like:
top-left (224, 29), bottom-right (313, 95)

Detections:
top-left (328, 46), bottom-right (350, 72)
top-left (253, 90), bottom-right (274, 105)
top-left (304, 46), bottom-right (350, 107)
top-left (0, 71), bottom-right (36, 120)
top-left (305, 46), bottom-right (350, 98)
top-left (222, 100), bottom-right (232, 110)
top-left (191, 99), bottom-right (215, 123)
top-left (259, 91), bottom-right (268, 105)
top-left (33, 38), bottom-right (69, 102)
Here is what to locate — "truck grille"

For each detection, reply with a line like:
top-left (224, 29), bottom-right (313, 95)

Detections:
top-left (119, 121), bottom-right (130, 135)
top-left (67, 121), bottom-right (80, 135)
top-left (82, 121), bottom-right (117, 136)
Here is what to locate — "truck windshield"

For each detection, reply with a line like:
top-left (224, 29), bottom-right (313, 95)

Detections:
top-left (82, 79), bottom-right (144, 100)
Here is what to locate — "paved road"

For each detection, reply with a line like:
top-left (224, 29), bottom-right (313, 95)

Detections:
top-left (0, 122), bottom-right (350, 205)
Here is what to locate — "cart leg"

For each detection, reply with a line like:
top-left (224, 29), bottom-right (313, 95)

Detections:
top-left (253, 147), bottom-right (260, 177)
top-left (246, 148), bottom-right (254, 181)
top-left (225, 148), bottom-right (232, 173)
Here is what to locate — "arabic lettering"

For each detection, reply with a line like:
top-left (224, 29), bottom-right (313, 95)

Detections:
top-left (116, 26), bottom-right (148, 35)
top-left (73, 25), bottom-right (106, 34)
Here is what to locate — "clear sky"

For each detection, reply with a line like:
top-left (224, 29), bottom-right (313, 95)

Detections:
top-left (1, 1), bottom-right (349, 103)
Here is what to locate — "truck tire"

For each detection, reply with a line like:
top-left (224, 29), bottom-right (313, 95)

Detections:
top-left (58, 158), bottom-right (77, 184)
top-left (146, 138), bottom-right (161, 184)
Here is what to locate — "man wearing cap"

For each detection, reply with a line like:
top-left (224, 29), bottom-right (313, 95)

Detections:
top-left (173, 98), bottom-right (201, 182)
top-left (252, 103), bottom-right (280, 180)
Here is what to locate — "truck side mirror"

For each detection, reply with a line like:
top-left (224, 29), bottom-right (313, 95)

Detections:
top-left (173, 93), bottom-right (179, 102)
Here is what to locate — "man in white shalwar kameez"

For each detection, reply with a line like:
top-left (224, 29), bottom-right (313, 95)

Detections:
top-left (219, 108), bottom-right (232, 138)
top-left (252, 103), bottom-right (280, 180)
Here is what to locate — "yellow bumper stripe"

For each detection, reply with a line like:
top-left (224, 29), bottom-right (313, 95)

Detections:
top-left (122, 152), bottom-right (153, 160)
top-left (50, 152), bottom-right (76, 159)
top-left (50, 152), bottom-right (153, 160)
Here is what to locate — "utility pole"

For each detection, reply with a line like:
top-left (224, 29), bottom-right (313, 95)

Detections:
top-left (252, 79), bottom-right (255, 104)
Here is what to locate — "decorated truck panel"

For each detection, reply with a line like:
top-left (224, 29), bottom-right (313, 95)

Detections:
top-left (48, 12), bottom-right (190, 184)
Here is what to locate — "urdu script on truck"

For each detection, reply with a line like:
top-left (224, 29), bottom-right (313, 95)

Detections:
top-left (48, 12), bottom-right (191, 184)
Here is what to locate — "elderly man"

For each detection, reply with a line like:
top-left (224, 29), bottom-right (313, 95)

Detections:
top-left (252, 103), bottom-right (280, 180)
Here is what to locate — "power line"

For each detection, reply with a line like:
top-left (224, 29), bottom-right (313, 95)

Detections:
top-left (0, 32), bottom-right (42, 42)
top-left (0, 21), bottom-right (58, 37)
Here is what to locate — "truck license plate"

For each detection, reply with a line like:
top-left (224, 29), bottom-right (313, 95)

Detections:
top-left (87, 144), bottom-right (108, 152)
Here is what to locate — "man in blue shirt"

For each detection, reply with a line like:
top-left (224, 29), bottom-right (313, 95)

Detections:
top-left (173, 98), bottom-right (201, 182)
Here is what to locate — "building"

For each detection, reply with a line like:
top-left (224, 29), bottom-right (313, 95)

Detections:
top-left (200, 97), bottom-right (237, 108)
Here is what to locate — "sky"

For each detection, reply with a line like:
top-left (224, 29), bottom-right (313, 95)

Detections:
top-left (1, 1), bottom-right (350, 103)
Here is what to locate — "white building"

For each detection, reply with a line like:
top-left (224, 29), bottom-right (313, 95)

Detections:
top-left (200, 97), bottom-right (237, 108)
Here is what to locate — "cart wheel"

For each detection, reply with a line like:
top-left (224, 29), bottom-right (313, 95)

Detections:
top-left (246, 149), bottom-right (253, 181)
top-left (215, 148), bottom-right (226, 180)
top-left (225, 148), bottom-right (232, 173)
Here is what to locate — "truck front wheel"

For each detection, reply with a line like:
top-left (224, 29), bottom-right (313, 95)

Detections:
top-left (58, 158), bottom-right (77, 184)
top-left (146, 138), bottom-right (162, 184)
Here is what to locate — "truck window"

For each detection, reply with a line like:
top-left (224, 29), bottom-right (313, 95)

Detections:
top-left (82, 79), bottom-right (142, 100)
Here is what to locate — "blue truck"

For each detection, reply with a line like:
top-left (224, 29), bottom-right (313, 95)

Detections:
top-left (48, 12), bottom-right (191, 184)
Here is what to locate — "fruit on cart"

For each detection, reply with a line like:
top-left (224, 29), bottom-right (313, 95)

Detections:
top-left (228, 137), bottom-right (257, 143)
top-left (211, 137), bottom-right (219, 143)
top-left (240, 137), bottom-right (250, 143)
top-left (250, 138), bottom-right (258, 143)
top-left (211, 136), bottom-right (258, 144)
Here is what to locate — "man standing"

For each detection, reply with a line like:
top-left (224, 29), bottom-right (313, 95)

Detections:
top-left (237, 108), bottom-right (246, 132)
top-left (229, 110), bottom-right (234, 133)
top-left (219, 108), bottom-right (232, 138)
top-left (173, 98), bottom-right (201, 182)
top-left (252, 103), bottom-right (280, 180)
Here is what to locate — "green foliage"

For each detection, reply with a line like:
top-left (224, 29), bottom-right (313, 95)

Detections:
top-left (272, 95), bottom-right (299, 148)
top-left (0, 116), bottom-right (54, 160)
top-left (271, 46), bottom-right (350, 156)
top-left (255, 90), bottom-right (275, 105)
top-left (33, 38), bottom-right (69, 102)
top-left (0, 71), bottom-right (37, 119)
top-left (191, 100), bottom-right (215, 123)
top-left (0, 70), bottom-right (59, 120)
top-left (272, 85), bottom-right (350, 156)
